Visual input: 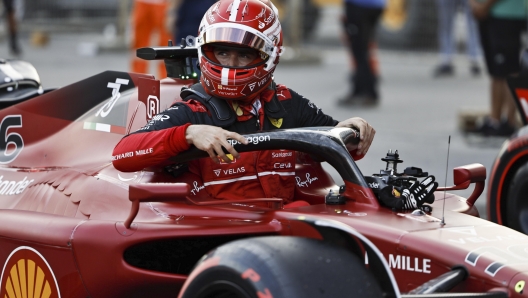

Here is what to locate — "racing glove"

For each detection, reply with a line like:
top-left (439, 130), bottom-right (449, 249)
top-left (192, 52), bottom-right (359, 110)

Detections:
top-left (377, 176), bottom-right (438, 210)
top-left (401, 176), bottom-right (438, 209)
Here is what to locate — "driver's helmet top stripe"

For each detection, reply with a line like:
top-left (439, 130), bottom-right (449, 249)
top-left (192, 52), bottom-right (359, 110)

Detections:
top-left (229, 0), bottom-right (242, 22)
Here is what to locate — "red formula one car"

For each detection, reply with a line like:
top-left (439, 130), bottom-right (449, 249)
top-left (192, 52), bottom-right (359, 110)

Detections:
top-left (488, 50), bottom-right (528, 234)
top-left (0, 48), bottom-right (526, 298)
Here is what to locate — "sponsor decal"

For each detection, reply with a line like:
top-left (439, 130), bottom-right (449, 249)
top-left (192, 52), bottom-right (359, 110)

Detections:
top-left (203, 76), bottom-right (211, 87)
top-left (112, 148), bottom-right (153, 161)
top-left (207, 2), bottom-right (219, 23)
top-left (388, 254), bottom-right (431, 274)
top-left (150, 114), bottom-right (170, 122)
top-left (96, 78), bottom-right (129, 118)
top-left (138, 77), bottom-right (160, 122)
top-left (368, 182), bottom-right (379, 189)
top-left (145, 95), bottom-right (160, 120)
top-left (0, 246), bottom-right (60, 298)
top-left (258, 21), bottom-right (265, 29)
top-left (276, 90), bottom-right (286, 98)
top-left (137, 114), bottom-right (171, 131)
top-left (227, 135), bottom-right (271, 146)
top-left (190, 181), bottom-right (205, 195)
top-left (135, 148), bottom-right (153, 156)
top-left (274, 162), bottom-right (292, 169)
top-left (213, 170), bottom-right (221, 177)
top-left (0, 176), bottom-right (33, 195)
top-left (271, 151), bottom-right (292, 158)
top-left (208, 12), bottom-right (215, 23)
top-left (264, 11), bottom-right (275, 25)
top-left (217, 91), bottom-right (237, 97)
top-left (268, 117), bottom-right (283, 128)
top-left (248, 82), bottom-right (256, 91)
top-left (256, 8), bottom-right (265, 19)
top-left (256, 76), bottom-right (269, 88)
top-left (218, 85), bottom-right (238, 92)
top-left (241, 268), bottom-right (272, 297)
top-left (295, 173), bottom-right (319, 188)
top-left (0, 115), bottom-right (23, 164)
top-left (112, 151), bottom-right (133, 161)
top-left (222, 167), bottom-right (245, 175)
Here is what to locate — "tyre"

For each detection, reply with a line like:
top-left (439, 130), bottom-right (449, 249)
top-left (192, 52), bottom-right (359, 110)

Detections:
top-left (505, 163), bottom-right (528, 233)
top-left (377, 0), bottom-right (437, 50)
top-left (488, 134), bottom-right (528, 232)
top-left (179, 236), bottom-right (383, 298)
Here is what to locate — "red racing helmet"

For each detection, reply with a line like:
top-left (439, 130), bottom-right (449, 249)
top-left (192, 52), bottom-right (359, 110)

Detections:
top-left (196, 0), bottom-right (283, 101)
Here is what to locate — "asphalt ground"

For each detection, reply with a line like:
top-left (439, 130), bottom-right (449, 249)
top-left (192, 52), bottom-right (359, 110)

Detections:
top-left (0, 31), bottom-right (503, 219)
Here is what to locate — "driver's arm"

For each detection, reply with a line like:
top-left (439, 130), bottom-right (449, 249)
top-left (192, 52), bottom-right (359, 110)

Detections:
top-left (112, 123), bottom-right (191, 172)
top-left (112, 101), bottom-right (196, 172)
top-left (112, 101), bottom-right (248, 172)
top-left (336, 117), bottom-right (375, 157)
top-left (286, 85), bottom-right (375, 159)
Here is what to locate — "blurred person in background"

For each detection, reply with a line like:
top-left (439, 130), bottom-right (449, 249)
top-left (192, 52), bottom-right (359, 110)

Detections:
top-left (337, 0), bottom-right (386, 107)
top-left (4, 0), bottom-right (21, 56)
top-left (130, 0), bottom-right (171, 79)
top-left (166, 0), bottom-right (217, 46)
top-left (470, 0), bottom-right (526, 136)
top-left (433, 0), bottom-right (482, 77)
top-left (166, 0), bottom-right (217, 78)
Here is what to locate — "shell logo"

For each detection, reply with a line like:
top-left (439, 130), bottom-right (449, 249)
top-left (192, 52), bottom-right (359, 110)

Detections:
top-left (0, 247), bottom-right (60, 298)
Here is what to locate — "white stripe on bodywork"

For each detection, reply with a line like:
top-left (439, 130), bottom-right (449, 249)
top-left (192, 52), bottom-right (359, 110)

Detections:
top-left (221, 68), bottom-right (229, 85)
top-left (229, 0), bottom-right (242, 21)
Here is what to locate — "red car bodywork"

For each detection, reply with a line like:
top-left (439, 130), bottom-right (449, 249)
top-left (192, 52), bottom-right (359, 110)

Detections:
top-left (0, 67), bottom-right (526, 297)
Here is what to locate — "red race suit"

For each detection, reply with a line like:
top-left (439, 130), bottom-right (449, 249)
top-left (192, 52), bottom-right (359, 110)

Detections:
top-left (112, 84), bottom-right (342, 202)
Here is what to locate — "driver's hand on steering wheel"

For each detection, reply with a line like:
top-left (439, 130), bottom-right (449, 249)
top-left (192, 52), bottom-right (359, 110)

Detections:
top-left (185, 125), bottom-right (248, 164)
top-left (336, 117), bottom-right (375, 156)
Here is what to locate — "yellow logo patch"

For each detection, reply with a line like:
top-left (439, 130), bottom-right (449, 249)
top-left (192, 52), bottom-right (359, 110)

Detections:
top-left (231, 102), bottom-right (243, 116)
top-left (268, 117), bottom-right (283, 128)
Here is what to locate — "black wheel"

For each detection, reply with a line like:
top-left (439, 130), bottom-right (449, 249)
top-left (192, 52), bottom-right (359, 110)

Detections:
top-left (377, 0), bottom-right (437, 50)
top-left (506, 163), bottom-right (528, 233)
top-left (487, 133), bottom-right (528, 231)
top-left (179, 236), bottom-right (383, 298)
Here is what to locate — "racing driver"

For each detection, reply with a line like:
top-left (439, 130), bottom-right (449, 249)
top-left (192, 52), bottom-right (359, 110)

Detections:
top-left (112, 0), bottom-right (376, 203)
